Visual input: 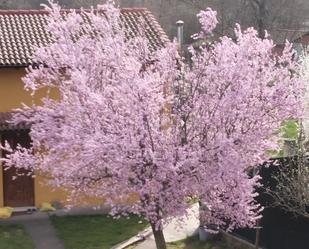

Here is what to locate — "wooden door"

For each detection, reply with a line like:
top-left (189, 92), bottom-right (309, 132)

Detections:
top-left (2, 131), bottom-right (34, 207)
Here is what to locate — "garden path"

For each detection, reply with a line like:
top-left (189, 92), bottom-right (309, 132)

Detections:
top-left (134, 204), bottom-right (199, 249)
top-left (0, 206), bottom-right (110, 249)
top-left (1, 212), bottom-right (64, 249)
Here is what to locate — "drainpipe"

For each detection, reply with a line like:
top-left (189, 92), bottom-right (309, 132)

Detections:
top-left (176, 20), bottom-right (184, 53)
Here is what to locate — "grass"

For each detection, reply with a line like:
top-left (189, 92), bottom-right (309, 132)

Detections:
top-left (0, 224), bottom-right (35, 249)
top-left (129, 234), bottom-right (253, 249)
top-left (167, 236), bottom-right (225, 249)
top-left (167, 234), bottom-right (251, 249)
top-left (281, 120), bottom-right (298, 140)
top-left (50, 214), bottom-right (148, 249)
top-left (268, 119), bottom-right (299, 158)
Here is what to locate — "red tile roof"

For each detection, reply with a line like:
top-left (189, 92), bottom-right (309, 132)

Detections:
top-left (0, 8), bottom-right (169, 67)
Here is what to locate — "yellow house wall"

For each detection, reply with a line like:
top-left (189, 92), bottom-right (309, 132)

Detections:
top-left (0, 148), bottom-right (3, 207)
top-left (0, 68), bottom-right (135, 208)
top-left (0, 67), bottom-right (69, 208)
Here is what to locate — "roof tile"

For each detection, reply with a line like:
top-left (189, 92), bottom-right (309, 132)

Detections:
top-left (0, 8), bottom-right (169, 67)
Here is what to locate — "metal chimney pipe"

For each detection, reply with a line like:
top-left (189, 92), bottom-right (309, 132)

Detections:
top-left (176, 20), bottom-right (184, 47)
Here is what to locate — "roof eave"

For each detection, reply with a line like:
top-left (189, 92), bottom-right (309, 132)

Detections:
top-left (0, 64), bottom-right (28, 69)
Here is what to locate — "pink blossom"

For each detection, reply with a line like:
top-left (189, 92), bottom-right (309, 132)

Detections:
top-left (193, 8), bottom-right (218, 39)
top-left (0, 2), bottom-right (305, 248)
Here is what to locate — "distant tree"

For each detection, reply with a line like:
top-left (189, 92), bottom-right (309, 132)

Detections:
top-left (247, 0), bottom-right (309, 40)
top-left (0, 0), bottom-right (10, 9)
top-left (57, 0), bottom-right (103, 8)
top-left (1, 2), bottom-right (304, 249)
top-left (0, 0), bottom-right (103, 9)
top-left (0, 0), bottom-right (43, 9)
top-left (264, 53), bottom-right (309, 220)
top-left (265, 123), bottom-right (309, 219)
top-left (179, 0), bottom-right (309, 42)
top-left (3, 0), bottom-right (309, 44)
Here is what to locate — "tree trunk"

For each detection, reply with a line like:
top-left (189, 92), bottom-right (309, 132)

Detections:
top-left (151, 223), bottom-right (167, 249)
top-left (257, 0), bottom-right (267, 39)
top-left (249, 0), bottom-right (268, 38)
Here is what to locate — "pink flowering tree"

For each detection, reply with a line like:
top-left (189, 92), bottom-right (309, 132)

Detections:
top-left (1, 2), bottom-right (304, 249)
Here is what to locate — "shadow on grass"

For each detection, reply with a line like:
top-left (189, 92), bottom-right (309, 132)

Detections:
top-left (50, 214), bottom-right (148, 249)
top-left (167, 234), bottom-right (253, 249)
top-left (168, 235), bottom-right (223, 249)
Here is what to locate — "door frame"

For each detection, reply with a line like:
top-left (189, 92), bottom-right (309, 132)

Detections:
top-left (1, 130), bottom-right (35, 207)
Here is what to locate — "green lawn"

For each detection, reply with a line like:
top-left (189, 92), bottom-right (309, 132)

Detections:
top-left (268, 119), bottom-right (299, 157)
top-left (0, 224), bottom-right (35, 249)
top-left (167, 236), bottom-right (226, 249)
top-left (127, 234), bottom-right (253, 249)
top-left (50, 214), bottom-right (148, 249)
top-left (167, 235), bottom-right (252, 249)
top-left (281, 120), bottom-right (298, 139)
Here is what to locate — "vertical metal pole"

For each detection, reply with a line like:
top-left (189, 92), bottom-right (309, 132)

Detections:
top-left (253, 166), bottom-right (262, 249)
top-left (255, 221), bottom-right (261, 249)
top-left (176, 20), bottom-right (184, 53)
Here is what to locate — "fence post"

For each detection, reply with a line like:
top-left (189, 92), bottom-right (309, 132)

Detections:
top-left (255, 219), bottom-right (262, 249)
